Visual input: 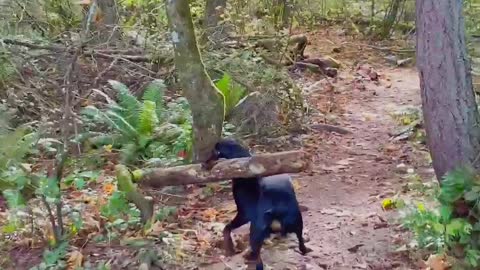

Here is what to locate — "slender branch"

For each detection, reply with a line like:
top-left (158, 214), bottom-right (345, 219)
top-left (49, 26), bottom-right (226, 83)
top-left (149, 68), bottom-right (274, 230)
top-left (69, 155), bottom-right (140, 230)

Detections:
top-left (41, 195), bottom-right (60, 244)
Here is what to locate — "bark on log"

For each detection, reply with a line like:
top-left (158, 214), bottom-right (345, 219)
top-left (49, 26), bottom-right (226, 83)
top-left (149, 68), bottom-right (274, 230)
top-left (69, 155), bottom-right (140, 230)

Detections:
top-left (133, 150), bottom-right (310, 188)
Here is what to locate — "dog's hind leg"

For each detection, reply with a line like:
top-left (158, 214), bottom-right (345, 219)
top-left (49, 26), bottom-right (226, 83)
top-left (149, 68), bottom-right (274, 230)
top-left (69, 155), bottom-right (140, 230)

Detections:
top-left (223, 212), bottom-right (248, 256)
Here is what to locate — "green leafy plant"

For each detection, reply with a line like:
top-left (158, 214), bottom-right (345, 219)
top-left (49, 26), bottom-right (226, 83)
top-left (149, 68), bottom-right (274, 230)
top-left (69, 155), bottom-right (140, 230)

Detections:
top-left (0, 106), bottom-right (39, 204)
top-left (30, 241), bottom-right (69, 270)
top-left (401, 166), bottom-right (480, 269)
top-left (214, 72), bottom-right (247, 116)
top-left (63, 170), bottom-right (100, 190)
top-left (155, 206), bottom-right (177, 222)
top-left (81, 79), bottom-right (192, 165)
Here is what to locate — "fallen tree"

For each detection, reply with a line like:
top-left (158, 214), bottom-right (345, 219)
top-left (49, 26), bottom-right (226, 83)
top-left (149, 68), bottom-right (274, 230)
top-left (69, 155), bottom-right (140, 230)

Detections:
top-left (116, 150), bottom-right (311, 223)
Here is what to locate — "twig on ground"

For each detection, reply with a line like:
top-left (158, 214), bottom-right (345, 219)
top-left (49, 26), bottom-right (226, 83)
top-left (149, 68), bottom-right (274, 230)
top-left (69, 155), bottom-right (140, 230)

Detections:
top-left (310, 123), bottom-right (353, 135)
top-left (93, 58), bottom-right (119, 86)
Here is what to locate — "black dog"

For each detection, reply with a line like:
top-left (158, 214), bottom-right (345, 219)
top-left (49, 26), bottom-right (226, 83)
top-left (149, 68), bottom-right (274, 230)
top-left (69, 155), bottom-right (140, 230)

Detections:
top-left (204, 139), bottom-right (309, 270)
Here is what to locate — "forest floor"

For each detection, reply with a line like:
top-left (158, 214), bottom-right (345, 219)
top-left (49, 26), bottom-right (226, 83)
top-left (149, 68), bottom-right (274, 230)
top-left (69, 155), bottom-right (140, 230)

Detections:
top-left (201, 30), bottom-right (431, 270)
top-left (3, 28), bottom-right (434, 270)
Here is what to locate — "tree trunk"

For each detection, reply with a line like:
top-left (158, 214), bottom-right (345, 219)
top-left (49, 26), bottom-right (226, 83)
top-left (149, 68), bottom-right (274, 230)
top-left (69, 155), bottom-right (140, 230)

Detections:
top-left (273, 0), bottom-right (291, 29)
top-left (416, 0), bottom-right (480, 180)
top-left (281, 0), bottom-right (291, 28)
top-left (165, 0), bottom-right (225, 162)
top-left (97, 0), bottom-right (120, 42)
top-left (203, 0), bottom-right (227, 43)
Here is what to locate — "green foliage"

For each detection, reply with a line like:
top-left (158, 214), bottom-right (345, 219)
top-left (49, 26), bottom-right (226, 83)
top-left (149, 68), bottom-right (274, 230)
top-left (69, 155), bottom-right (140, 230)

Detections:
top-left (401, 167), bottom-right (480, 269)
top-left (30, 241), bottom-right (69, 270)
top-left (205, 50), bottom-right (304, 134)
top-left (81, 79), bottom-right (193, 165)
top-left (214, 73), bottom-right (247, 116)
top-left (155, 206), bottom-right (177, 222)
top-left (64, 170), bottom-right (100, 190)
top-left (0, 49), bottom-right (16, 87)
top-left (0, 108), bottom-right (39, 208)
top-left (43, 0), bottom-right (83, 33)
top-left (121, 0), bottom-right (168, 37)
top-left (464, 0), bottom-right (480, 36)
top-left (101, 191), bottom-right (130, 219)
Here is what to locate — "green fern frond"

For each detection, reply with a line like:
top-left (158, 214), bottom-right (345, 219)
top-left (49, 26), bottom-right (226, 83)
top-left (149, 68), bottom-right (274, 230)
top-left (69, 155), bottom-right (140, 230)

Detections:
top-left (108, 80), bottom-right (140, 126)
top-left (0, 128), bottom-right (26, 169)
top-left (104, 110), bottom-right (139, 139)
top-left (142, 79), bottom-right (165, 102)
top-left (215, 73), bottom-right (246, 116)
top-left (142, 79), bottom-right (166, 123)
top-left (81, 106), bottom-right (108, 124)
top-left (138, 100), bottom-right (158, 136)
top-left (82, 105), bottom-right (138, 139)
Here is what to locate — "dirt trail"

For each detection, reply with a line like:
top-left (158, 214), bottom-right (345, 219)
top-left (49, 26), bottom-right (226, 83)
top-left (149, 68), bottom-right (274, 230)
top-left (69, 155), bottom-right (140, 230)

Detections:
top-left (203, 63), bottom-right (425, 269)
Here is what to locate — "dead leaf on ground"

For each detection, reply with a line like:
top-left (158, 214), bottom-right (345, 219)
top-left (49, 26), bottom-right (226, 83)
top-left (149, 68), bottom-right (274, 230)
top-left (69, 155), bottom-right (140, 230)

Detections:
top-left (425, 254), bottom-right (449, 270)
top-left (201, 208), bottom-right (219, 222)
top-left (67, 250), bottom-right (83, 270)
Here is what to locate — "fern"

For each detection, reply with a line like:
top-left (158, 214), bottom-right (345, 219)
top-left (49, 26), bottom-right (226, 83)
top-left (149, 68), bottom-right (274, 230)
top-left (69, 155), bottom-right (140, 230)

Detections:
top-left (108, 80), bottom-right (140, 127)
top-left (104, 110), bottom-right (139, 139)
top-left (215, 73), bottom-right (246, 116)
top-left (142, 79), bottom-right (165, 102)
top-left (82, 105), bottom-right (138, 139)
top-left (0, 114), bottom-right (38, 196)
top-left (137, 100), bottom-right (158, 136)
top-left (142, 79), bottom-right (166, 123)
top-left (81, 80), bottom-right (194, 165)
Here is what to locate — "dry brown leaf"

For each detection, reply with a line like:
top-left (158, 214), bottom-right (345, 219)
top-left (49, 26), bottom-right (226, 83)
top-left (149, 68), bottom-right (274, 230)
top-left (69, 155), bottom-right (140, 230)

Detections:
top-left (146, 221), bottom-right (164, 236)
top-left (425, 254), bottom-right (448, 270)
top-left (67, 250), bottom-right (83, 270)
top-left (102, 182), bottom-right (115, 195)
top-left (202, 208), bottom-right (219, 222)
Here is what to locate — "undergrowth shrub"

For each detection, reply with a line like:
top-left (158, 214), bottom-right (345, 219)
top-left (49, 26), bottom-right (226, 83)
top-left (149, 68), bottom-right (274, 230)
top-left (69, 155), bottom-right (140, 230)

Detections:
top-left (81, 79), bottom-right (193, 165)
top-left (400, 167), bottom-right (480, 269)
top-left (205, 50), bottom-right (305, 136)
top-left (81, 76), bottom-right (242, 166)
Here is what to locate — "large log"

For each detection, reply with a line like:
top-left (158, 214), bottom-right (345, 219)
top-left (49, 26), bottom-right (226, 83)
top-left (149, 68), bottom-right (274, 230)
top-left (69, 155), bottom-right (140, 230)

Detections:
top-left (133, 150), bottom-right (311, 188)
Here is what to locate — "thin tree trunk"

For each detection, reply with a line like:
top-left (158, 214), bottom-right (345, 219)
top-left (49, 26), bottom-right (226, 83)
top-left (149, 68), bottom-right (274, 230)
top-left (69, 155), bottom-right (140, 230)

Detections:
top-left (281, 0), bottom-right (292, 28)
top-left (97, 0), bottom-right (120, 42)
top-left (202, 0), bottom-right (227, 43)
top-left (165, 0), bottom-right (225, 162)
top-left (416, 0), bottom-right (480, 180)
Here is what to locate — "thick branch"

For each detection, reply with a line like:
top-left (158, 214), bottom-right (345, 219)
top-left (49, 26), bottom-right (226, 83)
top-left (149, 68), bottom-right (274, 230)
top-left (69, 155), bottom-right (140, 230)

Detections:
top-left (134, 150), bottom-right (310, 188)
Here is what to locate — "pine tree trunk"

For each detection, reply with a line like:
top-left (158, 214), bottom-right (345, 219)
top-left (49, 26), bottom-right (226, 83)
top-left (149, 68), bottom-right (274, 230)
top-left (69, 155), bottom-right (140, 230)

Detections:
top-left (416, 0), bottom-right (480, 180)
top-left (165, 0), bottom-right (225, 162)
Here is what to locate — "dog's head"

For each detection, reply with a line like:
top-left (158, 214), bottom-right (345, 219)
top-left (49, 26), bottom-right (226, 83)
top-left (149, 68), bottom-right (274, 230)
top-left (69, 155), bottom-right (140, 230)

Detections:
top-left (213, 139), bottom-right (251, 159)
